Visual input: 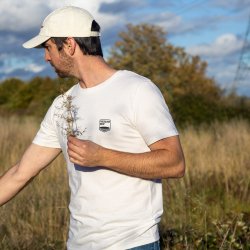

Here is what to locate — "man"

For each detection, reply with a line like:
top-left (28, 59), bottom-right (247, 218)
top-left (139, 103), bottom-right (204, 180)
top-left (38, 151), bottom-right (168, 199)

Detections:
top-left (0, 6), bottom-right (185, 250)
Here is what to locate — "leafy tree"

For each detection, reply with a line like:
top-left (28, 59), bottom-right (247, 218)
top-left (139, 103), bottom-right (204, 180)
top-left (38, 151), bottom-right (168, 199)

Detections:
top-left (107, 24), bottom-right (222, 102)
top-left (0, 76), bottom-right (77, 116)
top-left (0, 78), bottom-right (24, 105)
top-left (27, 77), bottom-right (76, 116)
top-left (8, 77), bottom-right (43, 113)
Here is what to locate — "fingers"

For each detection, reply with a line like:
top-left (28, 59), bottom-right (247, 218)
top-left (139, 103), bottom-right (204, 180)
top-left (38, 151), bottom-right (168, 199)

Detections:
top-left (67, 136), bottom-right (89, 154)
top-left (68, 135), bottom-right (84, 147)
top-left (68, 140), bottom-right (82, 154)
top-left (68, 148), bottom-right (83, 163)
top-left (67, 137), bottom-right (90, 165)
top-left (67, 137), bottom-right (102, 167)
top-left (67, 139), bottom-right (84, 163)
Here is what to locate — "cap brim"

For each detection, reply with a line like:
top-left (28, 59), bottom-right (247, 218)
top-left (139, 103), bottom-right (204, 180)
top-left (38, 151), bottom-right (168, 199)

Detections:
top-left (22, 35), bottom-right (50, 49)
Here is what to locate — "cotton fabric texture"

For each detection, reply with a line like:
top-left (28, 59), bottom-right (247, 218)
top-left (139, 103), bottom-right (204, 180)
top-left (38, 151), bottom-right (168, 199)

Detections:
top-left (33, 70), bottom-right (178, 250)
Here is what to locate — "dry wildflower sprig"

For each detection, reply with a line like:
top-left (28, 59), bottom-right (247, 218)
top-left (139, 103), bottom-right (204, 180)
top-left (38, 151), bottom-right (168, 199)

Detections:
top-left (55, 93), bottom-right (85, 137)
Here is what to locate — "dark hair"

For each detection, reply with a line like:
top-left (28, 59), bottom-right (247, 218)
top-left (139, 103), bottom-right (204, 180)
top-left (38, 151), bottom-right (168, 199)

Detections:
top-left (52, 20), bottom-right (103, 57)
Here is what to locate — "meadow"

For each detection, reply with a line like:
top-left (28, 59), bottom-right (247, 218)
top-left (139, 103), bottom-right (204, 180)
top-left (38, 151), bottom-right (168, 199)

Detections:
top-left (0, 116), bottom-right (249, 249)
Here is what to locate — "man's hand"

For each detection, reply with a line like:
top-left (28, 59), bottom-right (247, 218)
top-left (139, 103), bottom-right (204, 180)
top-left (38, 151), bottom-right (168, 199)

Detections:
top-left (67, 136), bottom-right (104, 166)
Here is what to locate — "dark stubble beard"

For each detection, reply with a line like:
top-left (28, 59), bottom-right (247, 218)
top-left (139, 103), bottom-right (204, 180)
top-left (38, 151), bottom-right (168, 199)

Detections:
top-left (55, 49), bottom-right (74, 78)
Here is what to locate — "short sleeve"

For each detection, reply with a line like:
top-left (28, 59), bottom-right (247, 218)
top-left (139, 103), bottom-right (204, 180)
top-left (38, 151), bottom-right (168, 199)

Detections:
top-left (33, 100), bottom-right (61, 149)
top-left (133, 81), bottom-right (178, 146)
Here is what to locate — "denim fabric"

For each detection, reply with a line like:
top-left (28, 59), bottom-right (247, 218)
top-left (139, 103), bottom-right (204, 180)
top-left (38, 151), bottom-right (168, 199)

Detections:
top-left (127, 240), bottom-right (160, 250)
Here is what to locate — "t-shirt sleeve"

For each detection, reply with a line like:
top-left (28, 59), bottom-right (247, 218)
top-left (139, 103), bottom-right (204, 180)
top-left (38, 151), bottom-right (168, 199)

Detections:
top-left (133, 81), bottom-right (178, 146)
top-left (33, 100), bottom-right (61, 149)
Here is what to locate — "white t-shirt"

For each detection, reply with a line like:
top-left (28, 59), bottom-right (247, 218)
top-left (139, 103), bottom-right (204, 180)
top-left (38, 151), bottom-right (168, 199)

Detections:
top-left (33, 70), bottom-right (178, 250)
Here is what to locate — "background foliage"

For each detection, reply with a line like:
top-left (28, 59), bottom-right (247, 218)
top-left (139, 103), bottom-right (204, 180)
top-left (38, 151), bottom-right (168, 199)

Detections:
top-left (0, 24), bottom-right (249, 126)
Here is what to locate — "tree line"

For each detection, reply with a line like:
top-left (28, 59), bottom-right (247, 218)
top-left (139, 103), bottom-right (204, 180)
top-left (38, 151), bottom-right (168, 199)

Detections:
top-left (0, 24), bottom-right (249, 127)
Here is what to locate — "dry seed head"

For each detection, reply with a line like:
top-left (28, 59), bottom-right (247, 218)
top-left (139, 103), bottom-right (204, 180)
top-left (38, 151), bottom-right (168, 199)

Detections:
top-left (54, 93), bottom-right (85, 137)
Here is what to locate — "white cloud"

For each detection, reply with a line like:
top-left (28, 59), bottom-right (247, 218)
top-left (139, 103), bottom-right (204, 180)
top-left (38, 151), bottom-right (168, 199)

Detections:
top-left (0, 0), bottom-right (120, 32)
top-left (187, 33), bottom-right (244, 57)
top-left (0, 1), bottom-right (50, 32)
top-left (0, 33), bottom-right (19, 46)
top-left (24, 63), bottom-right (46, 73)
top-left (207, 61), bottom-right (250, 96)
top-left (144, 12), bottom-right (182, 33)
top-left (0, 54), bottom-right (45, 74)
top-left (208, 63), bottom-right (237, 86)
top-left (185, 33), bottom-right (246, 92)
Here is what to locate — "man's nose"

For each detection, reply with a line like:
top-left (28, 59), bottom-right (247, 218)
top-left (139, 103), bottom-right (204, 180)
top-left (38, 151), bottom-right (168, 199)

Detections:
top-left (44, 50), bottom-right (51, 62)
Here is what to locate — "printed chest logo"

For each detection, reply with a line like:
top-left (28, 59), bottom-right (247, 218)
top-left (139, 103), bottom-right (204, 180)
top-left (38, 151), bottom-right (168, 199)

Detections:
top-left (99, 119), bottom-right (111, 132)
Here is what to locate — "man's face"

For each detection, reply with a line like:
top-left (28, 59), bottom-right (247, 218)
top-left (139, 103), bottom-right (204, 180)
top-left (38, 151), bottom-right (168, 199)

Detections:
top-left (44, 39), bottom-right (74, 78)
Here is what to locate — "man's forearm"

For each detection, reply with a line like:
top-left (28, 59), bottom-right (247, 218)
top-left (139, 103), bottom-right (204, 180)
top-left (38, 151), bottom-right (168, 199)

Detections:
top-left (0, 144), bottom-right (61, 207)
top-left (101, 147), bottom-right (185, 179)
top-left (0, 164), bottom-right (29, 206)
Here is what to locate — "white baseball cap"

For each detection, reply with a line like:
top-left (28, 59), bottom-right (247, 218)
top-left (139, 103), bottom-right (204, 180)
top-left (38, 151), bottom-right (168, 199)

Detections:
top-left (23, 6), bottom-right (100, 49)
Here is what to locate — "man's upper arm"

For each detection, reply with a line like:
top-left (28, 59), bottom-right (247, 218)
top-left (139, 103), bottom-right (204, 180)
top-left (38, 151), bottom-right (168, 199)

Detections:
top-left (149, 135), bottom-right (185, 178)
top-left (17, 143), bottom-right (61, 178)
top-left (149, 135), bottom-right (182, 152)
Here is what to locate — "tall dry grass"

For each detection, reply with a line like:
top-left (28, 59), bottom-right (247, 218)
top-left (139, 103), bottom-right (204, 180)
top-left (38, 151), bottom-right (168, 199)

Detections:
top-left (0, 116), bottom-right (249, 249)
top-left (161, 119), bottom-right (250, 249)
top-left (0, 116), bottom-right (69, 249)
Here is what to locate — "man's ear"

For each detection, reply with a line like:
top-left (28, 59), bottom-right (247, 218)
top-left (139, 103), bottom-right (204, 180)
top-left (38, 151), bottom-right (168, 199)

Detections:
top-left (64, 37), bottom-right (76, 56)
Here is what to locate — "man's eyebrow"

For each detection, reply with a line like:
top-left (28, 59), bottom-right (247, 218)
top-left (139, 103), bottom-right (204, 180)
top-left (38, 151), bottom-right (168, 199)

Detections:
top-left (41, 42), bottom-right (48, 48)
top-left (42, 43), bottom-right (51, 49)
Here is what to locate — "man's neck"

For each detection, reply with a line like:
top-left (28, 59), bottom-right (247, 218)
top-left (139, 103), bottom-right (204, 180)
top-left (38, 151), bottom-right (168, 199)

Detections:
top-left (75, 56), bottom-right (117, 89)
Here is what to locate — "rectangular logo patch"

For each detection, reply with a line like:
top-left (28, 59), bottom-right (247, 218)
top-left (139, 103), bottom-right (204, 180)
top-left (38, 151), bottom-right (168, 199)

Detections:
top-left (99, 119), bottom-right (111, 132)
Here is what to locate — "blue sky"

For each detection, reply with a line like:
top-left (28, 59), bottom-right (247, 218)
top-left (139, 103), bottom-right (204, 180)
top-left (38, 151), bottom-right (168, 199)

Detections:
top-left (0, 0), bottom-right (250, 96)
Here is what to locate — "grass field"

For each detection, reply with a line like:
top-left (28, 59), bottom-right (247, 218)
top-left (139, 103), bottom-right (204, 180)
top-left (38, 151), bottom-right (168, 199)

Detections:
top-left (0, 116), bottom-right (249, 249)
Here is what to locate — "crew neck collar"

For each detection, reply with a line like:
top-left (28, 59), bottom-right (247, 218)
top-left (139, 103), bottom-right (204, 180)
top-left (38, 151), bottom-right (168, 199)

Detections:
top-left (77, 70), bottom-right (122, 93)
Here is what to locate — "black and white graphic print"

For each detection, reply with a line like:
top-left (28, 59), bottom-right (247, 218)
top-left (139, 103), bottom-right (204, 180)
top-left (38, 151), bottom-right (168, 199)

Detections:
top-left (99, 119), bottom-right (111, 132)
